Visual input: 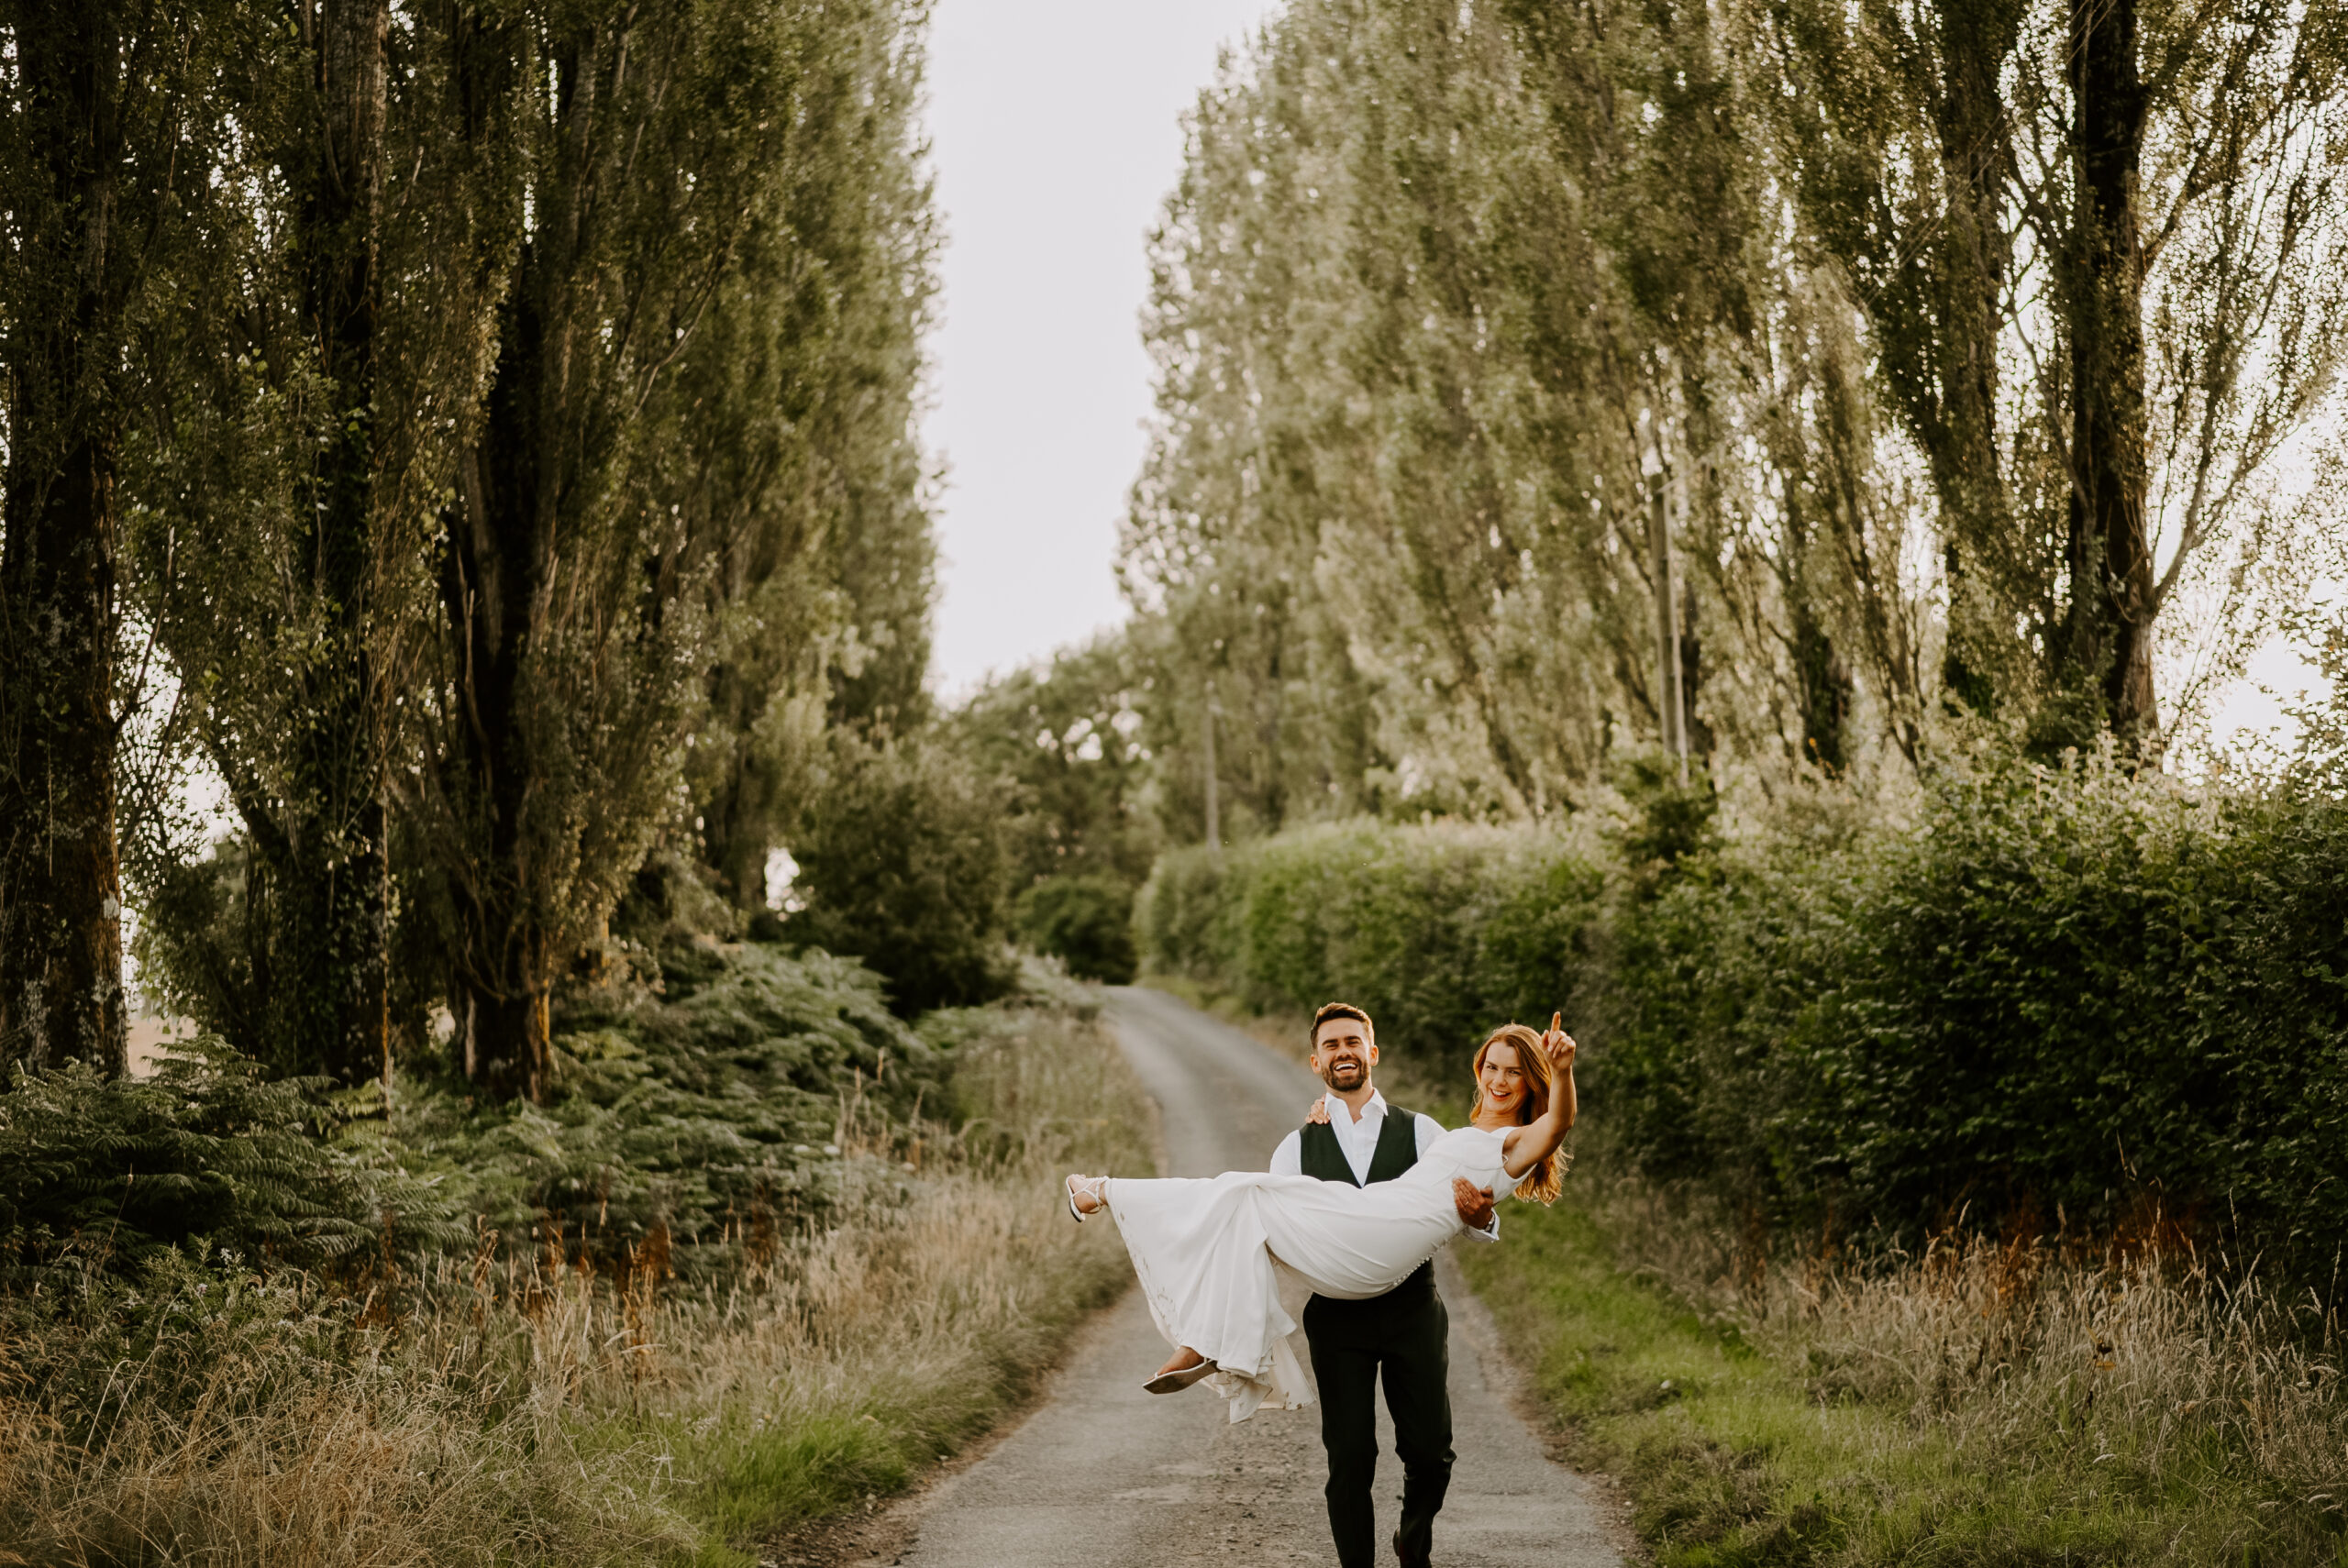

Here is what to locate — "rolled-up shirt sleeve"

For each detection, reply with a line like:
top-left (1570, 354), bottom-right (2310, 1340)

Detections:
top-left (1417, 1113), bottom-right (1499, 1242)
top-left (1269, 1129), bottom-right (1303, 1177)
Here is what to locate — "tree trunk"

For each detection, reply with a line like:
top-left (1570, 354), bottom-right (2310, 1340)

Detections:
top-left (1929, 0), bottom-right (2025, 542)
top-left (442, 283), bottom-right (556, 1102)
top-left (258, 0), bottom-right (393, 1086)
top-left (0, 4), bottom-right (129, 1079)
top-left (1930, 0), bottom-right (2027, 713)
top-left (1789, 597), bottom-right (1850, 773)
top-left (460, 968), bottom-right (549, 1103)
top-left (0, 444), bottom-right (128, 1079)
top-left (2066, 0), bottom-right (2159, 748)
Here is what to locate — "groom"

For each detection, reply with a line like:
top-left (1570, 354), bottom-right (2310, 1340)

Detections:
top-left (1270, 1001), bottom-right (1497, 1568)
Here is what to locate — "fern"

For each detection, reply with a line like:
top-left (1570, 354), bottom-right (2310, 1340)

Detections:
top-left (0, 1038), bottom-right (369, 1279)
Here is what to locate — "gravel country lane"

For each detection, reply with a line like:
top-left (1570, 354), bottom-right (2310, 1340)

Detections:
top-left (862, 987), bottom-right (1626, 1568)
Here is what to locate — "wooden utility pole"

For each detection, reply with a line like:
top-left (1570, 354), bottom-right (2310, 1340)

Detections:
top-left (1647, 460), bottom-right (1689, 783)
top-left (1202, 679), bottom-right (1222, 852)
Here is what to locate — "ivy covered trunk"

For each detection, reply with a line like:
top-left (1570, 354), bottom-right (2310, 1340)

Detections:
top-left (1927, 0), bottom-right (2027, 713)
top-left (0, 443), bottom-right (127, 1078)
top-left (441, 282), bottom-right (558, 1104)
top-left (262, 0), bottom-right (393, 1086)
top-left (0, 4), bottom-right (129, 1078)
top-left (2065, 0), bottom-right (2158, 748)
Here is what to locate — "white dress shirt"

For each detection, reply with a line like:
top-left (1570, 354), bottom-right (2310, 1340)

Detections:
top-left (1270, 1088), bottom-right (1499, 1241)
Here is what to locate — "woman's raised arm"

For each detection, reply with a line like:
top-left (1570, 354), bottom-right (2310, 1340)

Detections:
top-left (1501, 1012), bottom-right (1578, 1178)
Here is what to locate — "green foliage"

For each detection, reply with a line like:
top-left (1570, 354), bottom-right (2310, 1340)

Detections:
top-left (1124, 0), bottom-right (1630, 828)
top-left (1585, 755), bottom-right (2348, 1282)
top-left (1013, 875), bottom-right (1139, 985)
top-left (1613, 754), bottom-right (1722, 888)
top-left (681, 0), bottom-right (939, 912)
top-left (1139, 821), bottom-right (1606, 1069)
top-left (128, 838), bottom-right (267, 1050)
top-left (1140, 759), bottom-right (2348, 1277)
top-left (783, 739), bottom-right (1014, 1016)
top-left (950, 633), bottom-right (1162, 892)
top-left (373, 941), bottom-right (942, 1283)
top-left (1110, 0), bottom-right (2348, 838)
top-left (109, 0), bottom-right (943, 1101)
top-left (1745, 761), bottom-right (2348, 1269)
top-left (0, 1040), bottom-right (367, 1278)
top-left (4, 943), bottom-right (952, 1290)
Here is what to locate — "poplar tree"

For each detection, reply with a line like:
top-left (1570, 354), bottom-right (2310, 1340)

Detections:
top-left (685, 0), bottom-right (936, 914)
top-left (419, 0), bottom-right (870, 1099)
top-left (1120, 0), bottom-right (2348, 821)
top-left (1757, 0), bottom-right (2348, 751)
top-left (0, 2), bottom-right (253, 1075)
top-left (122, 0), bottom-right (460, 1083)
top-left (260, 0), bottom-right (395, 1086)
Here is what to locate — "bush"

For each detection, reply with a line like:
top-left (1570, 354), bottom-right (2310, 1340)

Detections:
top-left (1135, 763), bottom-right (2348, 1280)
top-left (784, 737), bottom-right (1015, 1015)
top-left (1736, 760), bottom-right (2348, 1270)
top-left (1013, 874), bottom-right (1138, 983)
top-left (1137, 821), bottom-right (1606, 1073)
top-left (0, 1041), bottom-right (369, 1279)
top-left (388, 940), bottom-right (947, 1283)
top-left (4, 943), bottom-right (958, 1291)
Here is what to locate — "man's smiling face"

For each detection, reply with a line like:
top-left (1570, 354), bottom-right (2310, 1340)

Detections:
top-left (1312, 1015), bottom-right (1378, 1094)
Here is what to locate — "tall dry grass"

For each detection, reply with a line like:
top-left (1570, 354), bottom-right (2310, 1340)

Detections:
top-left (0, 1000), bottom-right (1147, 1568)
top-left (1593, 1178), bottom-right (2348, 1557)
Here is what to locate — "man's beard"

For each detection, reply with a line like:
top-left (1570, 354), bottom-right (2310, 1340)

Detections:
top-left (1321, 1060), bottom-right (1366, 1090)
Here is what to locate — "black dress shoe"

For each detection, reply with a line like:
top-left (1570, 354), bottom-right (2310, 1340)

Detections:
top-left (1393, 1529), bottom-right (1432, 1568)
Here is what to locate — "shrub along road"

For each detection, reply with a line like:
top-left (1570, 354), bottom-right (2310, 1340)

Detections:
top-left (869, 987), bottom-right (1623, 1567)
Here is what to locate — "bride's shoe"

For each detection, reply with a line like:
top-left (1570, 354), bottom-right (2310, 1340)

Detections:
top-left (1143, 1350), bottom-right (1219, 1395)
top-left (1065, 1174), bottom-right (1108, 1222)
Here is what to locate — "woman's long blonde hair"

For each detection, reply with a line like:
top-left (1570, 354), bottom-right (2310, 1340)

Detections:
top-left (1469, 1023), bottom-right (1565, 1205)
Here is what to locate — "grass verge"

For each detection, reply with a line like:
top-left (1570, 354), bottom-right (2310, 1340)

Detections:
top-left (1456, 1173), bottom-right (2348, 1567)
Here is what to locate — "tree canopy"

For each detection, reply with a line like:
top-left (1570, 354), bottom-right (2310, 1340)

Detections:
top-left (1074, 0), bottom-right (2348, 845)
top-left (1, 0), bottom-right (938, 1095)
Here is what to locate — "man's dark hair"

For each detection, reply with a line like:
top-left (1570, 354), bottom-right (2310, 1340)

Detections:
top-left (1310, 1001), bottom-right (1374, 1046)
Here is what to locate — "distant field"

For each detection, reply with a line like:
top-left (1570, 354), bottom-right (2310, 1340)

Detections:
top-left (126, 1014), bottom-right (198, 1077)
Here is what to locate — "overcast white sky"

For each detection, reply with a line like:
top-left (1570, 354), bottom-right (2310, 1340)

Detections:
top-left (921, 0), bottom-right (1278, 698)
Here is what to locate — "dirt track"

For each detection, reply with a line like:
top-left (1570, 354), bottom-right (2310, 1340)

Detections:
top-left (851, 987), bottom-right (1627, 1567)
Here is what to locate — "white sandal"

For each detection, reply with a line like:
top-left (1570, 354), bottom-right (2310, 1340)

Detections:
top-left (1065, 1174), bottom-right (1108, 1222)
top-left (1143, 1354), bottom-right (1220, 1395)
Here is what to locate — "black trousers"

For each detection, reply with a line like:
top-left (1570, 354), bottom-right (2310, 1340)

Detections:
top-left (1301, 1275), bottom-right (1455, 1568)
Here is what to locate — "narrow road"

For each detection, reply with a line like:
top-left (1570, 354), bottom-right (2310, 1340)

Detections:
top-left (866, 988), bottom-right (1624, 1568)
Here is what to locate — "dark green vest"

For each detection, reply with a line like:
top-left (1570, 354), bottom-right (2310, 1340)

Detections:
top-left (1298, 1103), bottom-right (1435, 1297)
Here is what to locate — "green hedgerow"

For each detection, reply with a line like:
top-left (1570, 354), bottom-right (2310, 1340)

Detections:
top-left (1137, 755), bottom-right (2348, 1279)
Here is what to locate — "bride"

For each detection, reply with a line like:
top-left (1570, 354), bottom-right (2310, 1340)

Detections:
top-left (1065, 1014), bottom-right (1577, 1419)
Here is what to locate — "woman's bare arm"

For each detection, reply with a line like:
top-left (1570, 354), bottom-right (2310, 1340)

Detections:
top-left (1501, 1014), bottom-right (1578, 1178)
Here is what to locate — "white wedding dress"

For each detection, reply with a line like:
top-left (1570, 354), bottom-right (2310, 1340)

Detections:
top-left (1101, 1122), bottom-right (1520, 1421)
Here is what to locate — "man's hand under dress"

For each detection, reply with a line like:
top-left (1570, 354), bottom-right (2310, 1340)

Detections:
top-left (1295, 1096), bottom-right (1499, 1236)
top-left (1452, 1177), bottom-right (1496, 1231)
